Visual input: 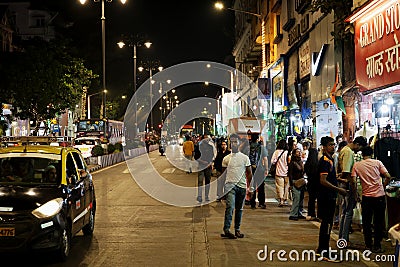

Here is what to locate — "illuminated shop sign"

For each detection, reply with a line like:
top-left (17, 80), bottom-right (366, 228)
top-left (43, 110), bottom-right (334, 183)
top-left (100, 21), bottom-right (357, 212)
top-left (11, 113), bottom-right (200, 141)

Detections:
top-left (348, 0), bottom-right (400, 92)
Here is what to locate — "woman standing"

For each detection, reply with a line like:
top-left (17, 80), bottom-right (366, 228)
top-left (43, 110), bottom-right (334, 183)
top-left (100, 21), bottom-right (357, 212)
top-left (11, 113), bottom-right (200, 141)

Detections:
top-left (288, 148), bottom-right (305, 220)
top-left (304, 147), bottom-right (319, 221)
top-left (271, 139), bottom-right (289, 206)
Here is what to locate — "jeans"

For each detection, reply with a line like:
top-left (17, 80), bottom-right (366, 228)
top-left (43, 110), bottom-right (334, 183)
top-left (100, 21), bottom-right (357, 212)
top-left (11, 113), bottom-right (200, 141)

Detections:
top-left (184, 155), bottom-right (193, 172)
top-left (339, 192), bottom-right (356, 241)
top-left (216, 171), bottom-right (226, 199)
top-left (289, 186), bottom-right (304, 217)
top-left (317, 197), bottom-right (336, 254)
top-left (361, 196), bottom-right (386, 249)
top-left (197, 167), bottom-right (212, 199)
top-left (223, 183), bottom-right (246, 233)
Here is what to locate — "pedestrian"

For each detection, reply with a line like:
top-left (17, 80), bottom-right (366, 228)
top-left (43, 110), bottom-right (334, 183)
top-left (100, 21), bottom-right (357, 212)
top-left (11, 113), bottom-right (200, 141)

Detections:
top-left (270, 139), bottom-right (289, 206)
top-left (221, 133), bottom-right (252, 239)
top-left (337, 136), bottom-right (367, 245)
top-left (288, 148), bottom-right (305, 220)
top-left (214, 139), bottom-right (231, 201)
top-left (332, 140), bottom-right (348, 229)
top-left (249, 134), bottom-right (268, 209)
top-left (182, 135), bottom-right (194, 173)
top-left (195, 134), bottom-right (216, 203)
top-left (351, 146), bottom-right (392, 253)
top-left (316, 136), bottom-right (347, 258)
top-left (305, 146), bottom-right (319, 221)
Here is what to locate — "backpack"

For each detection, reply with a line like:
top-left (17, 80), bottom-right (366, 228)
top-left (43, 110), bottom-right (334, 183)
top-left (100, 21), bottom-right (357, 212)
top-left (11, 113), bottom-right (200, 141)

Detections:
top-left (249, 142), bottom-right (261, 166)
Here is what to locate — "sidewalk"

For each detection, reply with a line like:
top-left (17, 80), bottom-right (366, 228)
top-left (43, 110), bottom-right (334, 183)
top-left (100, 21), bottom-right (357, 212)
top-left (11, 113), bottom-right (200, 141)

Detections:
top-left (197, 175), bottom-right (396, 266)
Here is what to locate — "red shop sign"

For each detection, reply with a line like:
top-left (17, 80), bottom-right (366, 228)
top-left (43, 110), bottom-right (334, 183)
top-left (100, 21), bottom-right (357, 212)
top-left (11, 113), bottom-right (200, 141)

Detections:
top-left (349, 0), bottom-right (400, 92)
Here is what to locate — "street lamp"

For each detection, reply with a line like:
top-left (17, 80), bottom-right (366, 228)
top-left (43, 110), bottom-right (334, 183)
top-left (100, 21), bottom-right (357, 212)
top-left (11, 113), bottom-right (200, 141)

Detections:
top-left (79, 0), bottom-right (126, 119)
top-left (214, 2), bottom-right (262, 18)
top-left (138, 60), bottom-right (163, 132)
top-left (87, 90), bottom-right (106, 119)
top-left (117, 35), bottom-right (151, 134)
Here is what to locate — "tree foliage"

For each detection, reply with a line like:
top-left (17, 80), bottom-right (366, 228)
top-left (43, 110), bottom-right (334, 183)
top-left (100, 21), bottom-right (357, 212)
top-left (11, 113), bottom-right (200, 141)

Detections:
top-left (0, 39), bottom-right (98, 124)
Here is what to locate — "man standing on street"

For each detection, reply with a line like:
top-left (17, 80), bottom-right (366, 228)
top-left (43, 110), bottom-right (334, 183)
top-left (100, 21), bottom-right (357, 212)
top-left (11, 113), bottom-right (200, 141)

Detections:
top-left (221, 133), bottom-right (252, 239)
top-left (337, 136), bottom-right (367, 245)
top-left (196, 134), bottom-right (216, 203)
top-left (214, 139), bottom-right (231, 201)
top-left (317, 136), bottom-right (347, 258)
top-left (352, 146), bottom-right (392, 253)
top-left (249, 134), bottom-right (268, 209)
top-left (182, 135), bottom-right (194, 173)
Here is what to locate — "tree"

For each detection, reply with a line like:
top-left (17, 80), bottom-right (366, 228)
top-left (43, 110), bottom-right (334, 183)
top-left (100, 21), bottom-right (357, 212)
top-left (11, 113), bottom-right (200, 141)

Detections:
top-left (0, 39), bottom-right (98, 128)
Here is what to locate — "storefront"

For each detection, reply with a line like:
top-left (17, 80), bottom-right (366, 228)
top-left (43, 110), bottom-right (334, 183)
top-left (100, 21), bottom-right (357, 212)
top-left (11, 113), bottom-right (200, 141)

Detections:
top-left (347, 0), bottom-right (400, 179)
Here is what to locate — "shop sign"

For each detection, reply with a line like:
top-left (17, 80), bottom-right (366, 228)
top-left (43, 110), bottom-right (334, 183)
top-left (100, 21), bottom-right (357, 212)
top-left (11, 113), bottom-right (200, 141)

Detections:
top-left (299, 40), bottom-right (310, 78)
top-left (352, 0), bottom-right (400, 92)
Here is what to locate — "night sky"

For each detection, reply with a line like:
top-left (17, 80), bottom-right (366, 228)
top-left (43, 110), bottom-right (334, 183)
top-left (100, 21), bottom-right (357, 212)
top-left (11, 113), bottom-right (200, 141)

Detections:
top-left (62, 0), bottom-right (235, 100)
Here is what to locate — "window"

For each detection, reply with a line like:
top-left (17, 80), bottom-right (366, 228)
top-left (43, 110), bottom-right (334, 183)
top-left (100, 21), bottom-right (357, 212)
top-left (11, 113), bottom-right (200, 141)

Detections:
top-left (273, 15), bottom-right (283, 44)
top-left (283, 0), bottom-right (296, 31)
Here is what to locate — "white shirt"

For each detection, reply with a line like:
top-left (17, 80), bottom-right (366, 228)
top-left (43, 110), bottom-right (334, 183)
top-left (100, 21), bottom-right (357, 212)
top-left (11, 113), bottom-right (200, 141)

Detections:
top-left (222, 152), bottom-right (251, 189)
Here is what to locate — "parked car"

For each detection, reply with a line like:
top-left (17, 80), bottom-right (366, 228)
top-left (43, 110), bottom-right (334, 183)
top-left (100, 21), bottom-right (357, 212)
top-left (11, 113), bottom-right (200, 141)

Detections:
top-left (73, 137), bottom-right (103, 158)
top-left (0, 143), bottom-right (96, 261)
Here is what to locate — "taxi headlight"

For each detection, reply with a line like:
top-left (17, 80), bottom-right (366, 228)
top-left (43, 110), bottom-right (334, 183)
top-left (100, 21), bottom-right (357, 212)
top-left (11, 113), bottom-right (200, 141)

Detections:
top-left (32, 198), bottom-right (63, 219)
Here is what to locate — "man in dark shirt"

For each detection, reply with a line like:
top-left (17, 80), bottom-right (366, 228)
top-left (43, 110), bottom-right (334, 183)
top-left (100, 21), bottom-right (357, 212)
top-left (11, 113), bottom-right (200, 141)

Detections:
top-left (317, 136), bottom-right (347, 259)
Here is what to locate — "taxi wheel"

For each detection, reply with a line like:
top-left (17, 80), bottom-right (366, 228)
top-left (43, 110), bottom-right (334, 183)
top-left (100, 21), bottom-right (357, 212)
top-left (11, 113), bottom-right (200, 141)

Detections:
top-left (58, 227), bottom-right (71, 261)
top-left (82, 208), bottom-right (95, 235)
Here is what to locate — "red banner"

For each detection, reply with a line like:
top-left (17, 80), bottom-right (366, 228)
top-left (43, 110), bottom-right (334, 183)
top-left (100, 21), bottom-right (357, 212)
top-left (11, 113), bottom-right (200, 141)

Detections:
top-left (354, 0), bottom-right (400, 92)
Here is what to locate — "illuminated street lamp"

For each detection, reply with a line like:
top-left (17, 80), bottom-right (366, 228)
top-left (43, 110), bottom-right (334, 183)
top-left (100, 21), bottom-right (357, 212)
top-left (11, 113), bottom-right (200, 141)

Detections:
top-left (87, 90), bottom-right (106, 119)
top-left (138, 60), bottom-right (162, 132)
top-left (214, 2), bottom-right (262, 18)
top-left (79, 0), bottom-right (126, 119)
top-left (117, 35), bottom-right (151, 134)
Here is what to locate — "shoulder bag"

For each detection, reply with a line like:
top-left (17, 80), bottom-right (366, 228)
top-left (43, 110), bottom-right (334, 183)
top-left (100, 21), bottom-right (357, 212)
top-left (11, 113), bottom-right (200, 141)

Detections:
top-left (268, 150), bottom-right (285, 177)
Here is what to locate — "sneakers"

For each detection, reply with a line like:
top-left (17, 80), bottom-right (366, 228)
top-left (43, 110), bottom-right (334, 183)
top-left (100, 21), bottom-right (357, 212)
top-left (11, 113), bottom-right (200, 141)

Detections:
top-left (221, 231), bottom-right (237, 239)
top-left (235, 231), bottom-right (244, 238)
top-left (196, 196), bottom-right (202, 203)
top-left (221, 230), bottom-right (245, 239)
top-left (259, 204), bottom-right (266, 209)
top-left (289, 216), bottom-right (298, 221)
top-left (298, 215), bottom-right (306, 219)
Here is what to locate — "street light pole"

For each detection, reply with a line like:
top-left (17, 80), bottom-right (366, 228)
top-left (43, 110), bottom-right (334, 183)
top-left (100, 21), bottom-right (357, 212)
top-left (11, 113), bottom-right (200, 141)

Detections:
top-left (101, 0), bottom-right (106, 119)
top-left (87, 92), bottom-right (102, 119)
top-left (79, 0), bottom-right (126, 119)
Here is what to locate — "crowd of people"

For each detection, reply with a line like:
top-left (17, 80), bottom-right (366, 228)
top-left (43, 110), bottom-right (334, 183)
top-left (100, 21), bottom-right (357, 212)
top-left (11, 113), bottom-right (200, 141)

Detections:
top-left (180, 132), bottom-right (395, 257)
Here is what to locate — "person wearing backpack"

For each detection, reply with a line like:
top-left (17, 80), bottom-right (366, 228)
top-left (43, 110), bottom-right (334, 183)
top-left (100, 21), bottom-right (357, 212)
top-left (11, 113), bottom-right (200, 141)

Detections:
top-left (249, 134), bottom-right (268, 209)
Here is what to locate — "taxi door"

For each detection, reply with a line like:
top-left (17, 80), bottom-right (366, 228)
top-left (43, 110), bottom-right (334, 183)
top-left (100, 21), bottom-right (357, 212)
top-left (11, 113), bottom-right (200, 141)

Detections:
top-left (66, 152), bottom-right (86, 234)
top-left (72, 151), bottom-right (93, 225)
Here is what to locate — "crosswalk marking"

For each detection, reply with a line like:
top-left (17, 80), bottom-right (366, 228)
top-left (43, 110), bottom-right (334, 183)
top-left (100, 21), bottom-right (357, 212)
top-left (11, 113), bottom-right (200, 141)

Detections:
top-left (162, 168), bottom-right (176, 174)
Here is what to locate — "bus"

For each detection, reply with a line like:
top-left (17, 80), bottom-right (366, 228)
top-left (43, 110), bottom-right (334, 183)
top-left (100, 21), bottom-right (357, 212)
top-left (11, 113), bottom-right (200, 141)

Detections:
top-left (75, 119), bottom-right (124, 144)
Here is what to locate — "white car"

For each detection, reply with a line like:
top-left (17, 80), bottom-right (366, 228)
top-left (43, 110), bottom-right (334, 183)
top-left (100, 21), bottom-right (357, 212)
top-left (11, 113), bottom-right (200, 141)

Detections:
top-left (73, 137), bottom-right (102, 158)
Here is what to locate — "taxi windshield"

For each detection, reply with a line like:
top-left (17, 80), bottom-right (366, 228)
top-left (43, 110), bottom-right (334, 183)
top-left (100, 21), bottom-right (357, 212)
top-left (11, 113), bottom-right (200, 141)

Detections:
top-left (0, 157), bottom-right (61, 185)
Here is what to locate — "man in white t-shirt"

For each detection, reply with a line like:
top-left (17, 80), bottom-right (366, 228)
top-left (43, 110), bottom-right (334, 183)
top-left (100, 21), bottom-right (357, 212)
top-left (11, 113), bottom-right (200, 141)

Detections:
top-left (352, 146), bottom-right (392, 253)
top-left (221, 133), bottom-right (252, 239)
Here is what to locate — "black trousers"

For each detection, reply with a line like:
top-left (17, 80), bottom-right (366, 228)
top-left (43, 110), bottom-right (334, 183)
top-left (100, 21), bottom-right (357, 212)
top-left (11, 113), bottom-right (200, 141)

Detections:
top-left (361, 196), bottom-right (386, 249)
top-left (250, 182), bottom-right (265, 207)
top-left (307, 182), bottom-right (318, 218)
top-left (317, 196), bottom-right (336, 254)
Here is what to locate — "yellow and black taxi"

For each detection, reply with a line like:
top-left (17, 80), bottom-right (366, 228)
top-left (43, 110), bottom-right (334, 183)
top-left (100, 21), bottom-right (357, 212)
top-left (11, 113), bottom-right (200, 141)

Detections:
top-left (0, 137), bottom-right (96, 260)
